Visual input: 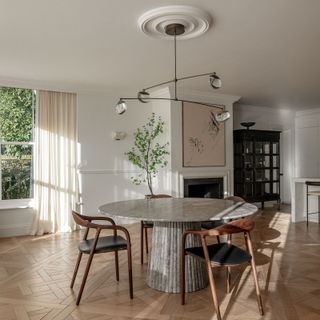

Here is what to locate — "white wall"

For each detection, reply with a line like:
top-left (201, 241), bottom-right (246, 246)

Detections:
top-left (78, 91), bottom-right (173, 214)
top-left (233, 104), bottom-right (294, 131)
top-left (294, 108), bottom-right (320, 177)
top-left (0, 208), bottom-right (33, 237)
top-left (233, 104), bottom-right (295, 204)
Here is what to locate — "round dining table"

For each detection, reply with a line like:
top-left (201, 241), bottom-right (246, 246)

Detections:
top-left (98, 198), bottom-right (258, 293)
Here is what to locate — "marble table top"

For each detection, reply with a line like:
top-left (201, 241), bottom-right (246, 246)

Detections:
top-left (98, 198), bottom-right (258, 223)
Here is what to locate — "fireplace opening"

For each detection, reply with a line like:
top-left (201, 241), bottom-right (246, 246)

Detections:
top-left (184, 178), bottom-right (223, 198)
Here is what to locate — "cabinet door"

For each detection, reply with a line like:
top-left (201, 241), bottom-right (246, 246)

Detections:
top-left (255, 169), bottom-right (270, 181)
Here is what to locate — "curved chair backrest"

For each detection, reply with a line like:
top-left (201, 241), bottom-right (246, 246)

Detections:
top-left (224, 195), bottom-right (245, 202)
top-left (207, 217), bottom-right (254, 236)
top-left (72, 211), bottom-right (90, 228)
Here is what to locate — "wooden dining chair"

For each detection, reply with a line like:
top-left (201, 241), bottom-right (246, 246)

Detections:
top-left (200, 195), bottom-right (245, 231)
top-left (141, 194), bottom-right (173, 264)
top-left (70, 211), bottom-right (133, 305)
top-left (181, 217), bottom-right (263, 320)
top-left (200, 195), bottom-right (245, 250)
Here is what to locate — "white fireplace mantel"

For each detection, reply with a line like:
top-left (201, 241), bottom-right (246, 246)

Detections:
top-left (177, 170), bottom-right (231, 198)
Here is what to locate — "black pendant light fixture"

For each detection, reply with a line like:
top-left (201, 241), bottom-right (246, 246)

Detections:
top-left (115, 10), bottom-right (230, 123)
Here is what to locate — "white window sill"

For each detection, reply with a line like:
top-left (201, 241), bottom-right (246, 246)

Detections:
top-left (0, 199), bottom-right (34, 210)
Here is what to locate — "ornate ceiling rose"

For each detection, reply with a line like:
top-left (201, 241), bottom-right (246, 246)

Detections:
top-left (138, 5), bottom-right (212, 40)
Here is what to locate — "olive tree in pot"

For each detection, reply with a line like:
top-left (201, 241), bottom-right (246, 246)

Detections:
top-left (126, 113), bottom-right (169, 197)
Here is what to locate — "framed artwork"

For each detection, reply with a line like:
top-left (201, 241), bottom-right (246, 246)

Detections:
top-left (182, 102), bottom-right (226, 167)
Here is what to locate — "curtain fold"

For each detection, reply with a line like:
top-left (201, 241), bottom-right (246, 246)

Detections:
top-left (31, 90), bottom-right (79, 235)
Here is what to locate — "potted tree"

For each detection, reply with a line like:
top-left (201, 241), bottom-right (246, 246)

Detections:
top-left (126, 113), bottom-right (169, 197)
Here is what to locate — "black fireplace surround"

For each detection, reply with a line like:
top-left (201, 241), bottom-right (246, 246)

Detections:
top-left (184, 177), bottom-right (224, 199)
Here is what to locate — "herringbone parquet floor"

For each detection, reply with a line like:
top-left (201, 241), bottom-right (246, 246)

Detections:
top-left (0, 206), bottom-right (319, 320)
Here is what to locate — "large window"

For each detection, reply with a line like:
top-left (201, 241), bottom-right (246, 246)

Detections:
top-left (0, 87), bottom-right (35, 202)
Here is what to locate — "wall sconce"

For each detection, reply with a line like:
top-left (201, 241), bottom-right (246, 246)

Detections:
top-left (112, 131), bottom-right (127, 140)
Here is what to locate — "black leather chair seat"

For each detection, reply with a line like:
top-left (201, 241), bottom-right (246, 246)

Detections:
top-left (79, 235), bottom-right (128, 254)
top-left (186, 243), bottom-right (251, 266)
top-left (201, 220), bottom-right (225, 230)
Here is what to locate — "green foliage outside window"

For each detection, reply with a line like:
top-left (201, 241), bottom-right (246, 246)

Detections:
top-left (125, 113), bottom-right (169, 196)
top-left (0, 87), bottom-right (34, 200)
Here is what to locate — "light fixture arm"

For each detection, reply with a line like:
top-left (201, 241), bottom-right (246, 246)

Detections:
top-left (142, 71), bottom-right (218, 92)
top-left (117, 96), bottom-right (230, 123)
top-left (118, 97), bottom-right (225, 110)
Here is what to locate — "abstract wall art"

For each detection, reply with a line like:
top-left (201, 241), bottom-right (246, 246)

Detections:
top-left (182, 102), bottom-right (226, 167)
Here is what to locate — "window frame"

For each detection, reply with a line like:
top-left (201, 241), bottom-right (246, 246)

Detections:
top-left (0, 88), bottom-right (36, 209)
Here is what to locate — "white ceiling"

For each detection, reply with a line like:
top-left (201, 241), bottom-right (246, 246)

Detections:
top-left (1, 0), bottom-right (320, 109)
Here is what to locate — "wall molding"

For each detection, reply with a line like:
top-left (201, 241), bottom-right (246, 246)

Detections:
top-left (79, 169), bottom-right (141, 174)
top-left (79, 168), bottom-right (172, 175)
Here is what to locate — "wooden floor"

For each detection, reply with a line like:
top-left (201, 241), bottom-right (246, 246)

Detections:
top-left (0, 206), bottom-right (319, 320)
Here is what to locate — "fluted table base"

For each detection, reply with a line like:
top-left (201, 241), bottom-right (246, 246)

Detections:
top-left (147, 221), bottom-right (208, 293)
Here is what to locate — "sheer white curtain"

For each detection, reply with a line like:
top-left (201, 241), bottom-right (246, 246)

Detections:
top-left (31, 90), bottom-right (79, 235)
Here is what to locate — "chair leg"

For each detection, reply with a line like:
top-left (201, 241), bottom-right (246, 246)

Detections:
top-left (127, 246), bottom-right (133, 299)
top-left (207, 265), bottom-right (222, 320)
top-left (115, 250), bottom-right (119, 281)
top-left (70, 252), bottom-right (83, 289)
top-left (244, 233), bottom-right (249, 252)
top-left (216, 236), bottom-right (220, 243)
top-left (140, 221), bottom-right (144, 265)
top-left (226, 267), bottom-right (231, 293)
top-left (76, 252), bottom-right (95, 305)
top-left (145, 227), bottom-right (149, 254)
top-left (226, 234), bottom-right (232, 293)
top-left (246, 233), bottom-right (264, 316)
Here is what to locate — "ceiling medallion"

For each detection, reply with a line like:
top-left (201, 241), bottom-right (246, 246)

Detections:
top-left (115, 6), bottom-right (230, 123)
top-left (138, 5), bottom-right (212, 40)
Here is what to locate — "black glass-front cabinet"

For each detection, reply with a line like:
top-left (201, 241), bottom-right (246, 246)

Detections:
top-left (234, 129), bottom-right (281, 209)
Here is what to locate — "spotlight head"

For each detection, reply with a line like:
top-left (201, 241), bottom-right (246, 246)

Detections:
top-left (210, 72), bottom-right (222, 89)
top-left (215, 111), bottom-right (230, 122)
top-left (137, 90), bottom-right (150, 103)
top-left (115, 99), bottom-right (127, 115)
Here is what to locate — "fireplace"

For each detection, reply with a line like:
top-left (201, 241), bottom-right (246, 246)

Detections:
top-left (184, 177), bottom-right (224, 198)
